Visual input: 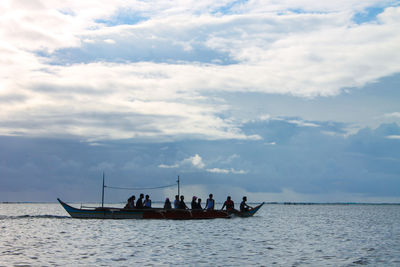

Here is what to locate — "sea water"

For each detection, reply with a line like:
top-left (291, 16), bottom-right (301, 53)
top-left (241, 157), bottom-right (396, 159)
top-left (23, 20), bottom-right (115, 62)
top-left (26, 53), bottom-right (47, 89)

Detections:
top-left (0, 203), bottom-right (399, 266)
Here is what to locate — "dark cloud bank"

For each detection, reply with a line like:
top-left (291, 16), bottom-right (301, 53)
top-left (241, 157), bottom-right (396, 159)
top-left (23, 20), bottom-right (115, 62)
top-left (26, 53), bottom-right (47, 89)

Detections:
top-left (1, 120), bottom-right (399, 203)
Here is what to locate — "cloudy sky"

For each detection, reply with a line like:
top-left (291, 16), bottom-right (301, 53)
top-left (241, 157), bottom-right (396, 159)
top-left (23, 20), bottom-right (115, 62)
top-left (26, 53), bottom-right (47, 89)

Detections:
top-left (1, 0), bottom-right (399, 203)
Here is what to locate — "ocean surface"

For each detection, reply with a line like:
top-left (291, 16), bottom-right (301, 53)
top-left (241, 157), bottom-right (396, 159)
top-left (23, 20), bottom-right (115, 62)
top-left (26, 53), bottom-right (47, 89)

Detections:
top-left (1, 203), bottom-right (399, 266)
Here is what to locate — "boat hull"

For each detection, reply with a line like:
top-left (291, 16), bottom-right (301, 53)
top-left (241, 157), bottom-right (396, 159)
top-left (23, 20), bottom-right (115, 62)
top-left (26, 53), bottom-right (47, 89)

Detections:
top-left (58, 198), bottom-right (234, 220)
top-left (230, 202), bottom-right (265, 217)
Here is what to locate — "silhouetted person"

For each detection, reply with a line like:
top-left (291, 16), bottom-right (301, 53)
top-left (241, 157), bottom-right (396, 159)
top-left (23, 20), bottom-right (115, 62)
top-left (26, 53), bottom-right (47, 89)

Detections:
top-left (221, 196), bottom-right (235, 211)
top-left (197, 198), bottom-right (202, 209)
top-left (164, 198), bottom-right (172, 209)
top-left (136, 193), bottom-right (144, 209)
top-left (178, 195), bottom-right (188, 209)
top-left (191, 196), bottom-right (198, 209)
top-left (240, 196), bottom-right (252, 212)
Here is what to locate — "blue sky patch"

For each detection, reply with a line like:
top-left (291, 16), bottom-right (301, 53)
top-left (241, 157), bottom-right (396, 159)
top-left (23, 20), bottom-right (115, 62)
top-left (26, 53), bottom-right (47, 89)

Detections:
top-left (353, 7), bottom-right (385, 24)
top-left (39, 42), bottom-right (238, 66)
top-left (212, 0), bottom-right (249, 15)
top-left (96, 9), bottom-right (148, 26)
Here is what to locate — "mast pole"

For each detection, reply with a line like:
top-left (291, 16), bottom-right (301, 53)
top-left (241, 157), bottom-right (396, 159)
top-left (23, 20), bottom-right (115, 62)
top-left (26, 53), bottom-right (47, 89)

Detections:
top-left (177, 175), bottom-right (180, 198)
top-left (102, 172), bottom-right (105, 208)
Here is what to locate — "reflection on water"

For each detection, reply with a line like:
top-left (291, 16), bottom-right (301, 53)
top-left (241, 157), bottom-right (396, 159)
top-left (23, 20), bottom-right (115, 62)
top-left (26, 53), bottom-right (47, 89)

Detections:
top-left (1, 203), bottom-right (399, 266)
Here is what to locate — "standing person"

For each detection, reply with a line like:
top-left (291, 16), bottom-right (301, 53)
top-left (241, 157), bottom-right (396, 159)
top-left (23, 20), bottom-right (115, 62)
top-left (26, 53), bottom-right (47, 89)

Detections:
top-left (221, 196), bottom-right (235, 211)
top-left (191, 196), bottom-right (198, 209)
top-left (164, 198), bottom-right (172, 209)
top-left (205, 194), bottom-right (215, 210)
top-left (178, 195), bottom-right (188, 209)
top-left (240, 196), bottom-right (252, 212)
top-left (143, 194), bottom-right (152, 208)
top-left (136, 193), bottom-right (144, 209)
top-left (174, 195), bottom-right (180, 209)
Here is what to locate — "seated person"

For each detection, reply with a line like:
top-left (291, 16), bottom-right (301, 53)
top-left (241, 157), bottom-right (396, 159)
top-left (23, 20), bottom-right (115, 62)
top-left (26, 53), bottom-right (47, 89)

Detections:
top-left (173, 195), bottom-right (180, 209)
top-left (124, 195), bottom-right (135, 209)
top-left (136, 193), bottom-right (144, 209)
top-left (178, 195), bottom-right (188, 209)
top-left (221, 196), bottom-right (235, 211)
top-left (191, 196), bottom-right (198, 209)
top-left (164, 198), bottom-right (172, 209)
top-left (197, 198), bottom-right (202, 209)
top-left (143, 195), bottom-right (152, 208)
top-left (205, 194), bottom-right (215, 210)
top-left (240, 196), bottom-right (252, 212)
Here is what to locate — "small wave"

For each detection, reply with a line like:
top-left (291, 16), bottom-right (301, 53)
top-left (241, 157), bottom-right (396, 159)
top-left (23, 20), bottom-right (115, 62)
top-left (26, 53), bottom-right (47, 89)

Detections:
top-left (112, 258), bottom-right (127, 262)
top-left (353, 258), bottom-right (369, 265)
top-left (0, 214), bottom-right (70, 220)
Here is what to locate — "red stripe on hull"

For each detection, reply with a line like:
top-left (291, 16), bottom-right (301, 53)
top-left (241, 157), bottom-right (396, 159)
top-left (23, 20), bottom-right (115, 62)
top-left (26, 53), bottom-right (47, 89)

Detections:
top-left (142, 209), bottom-right (230, 219)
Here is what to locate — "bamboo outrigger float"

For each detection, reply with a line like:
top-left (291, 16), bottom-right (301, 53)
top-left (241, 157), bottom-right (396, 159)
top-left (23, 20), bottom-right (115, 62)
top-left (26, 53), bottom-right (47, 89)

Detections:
top-left (57, 174), bottom-right (264, 220)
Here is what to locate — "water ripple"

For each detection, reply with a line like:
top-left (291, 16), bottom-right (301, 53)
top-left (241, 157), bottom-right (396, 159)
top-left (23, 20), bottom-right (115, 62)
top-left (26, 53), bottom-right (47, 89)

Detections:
top-left (0, 203), bottom-right (399, 266)
top-left (0, 215), bottom-right (71, 220)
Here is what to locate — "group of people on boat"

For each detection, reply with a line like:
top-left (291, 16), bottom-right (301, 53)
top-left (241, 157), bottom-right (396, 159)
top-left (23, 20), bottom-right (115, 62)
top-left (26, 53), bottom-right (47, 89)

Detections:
top-left (125, 193), bottom-right (152, 209)
top-left (125, 193), bottom-right (253, 212)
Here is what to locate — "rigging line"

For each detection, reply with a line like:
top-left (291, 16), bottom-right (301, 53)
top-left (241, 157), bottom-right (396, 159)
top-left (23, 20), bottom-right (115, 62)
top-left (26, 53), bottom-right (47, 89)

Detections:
top-left (104, 183), bottom-right (176, 190)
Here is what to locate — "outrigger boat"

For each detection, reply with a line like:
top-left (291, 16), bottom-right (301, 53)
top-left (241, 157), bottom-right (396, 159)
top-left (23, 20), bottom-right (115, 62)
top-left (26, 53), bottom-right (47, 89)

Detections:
top-left (57, 198), bottom-right (264, 220)
top-left (57, 174), bottom-right (264, 220)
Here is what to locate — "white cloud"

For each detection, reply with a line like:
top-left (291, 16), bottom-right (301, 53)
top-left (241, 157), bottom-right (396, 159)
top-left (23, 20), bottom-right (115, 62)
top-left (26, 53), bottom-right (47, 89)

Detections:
top-left (259, 114), bottom-right (272, 121)
top-left (206, 168), bottom-right (229, 174)
top-left (384, 112), bottom-right (400, 118)
top-left (264, 142), bottom-right (276, 145)
top-left (158, 163), bottom-right (179, 169)
top-left (1, 1), bottom-right (399, 141)
top-left (103, 39), bottom-right (116, 44)
top-left (182, 154), bottom-right (205, 169)
top-left (158, 154), bottom-right (247, 174)
top-left (206, 168), bottom-right (247, 174)
top-left (287, 120), bottom-right (320, 127)
top-left (386, 135), bottom-right (400, 140)
top-left (158, 154), bottom-right (205, 169)
top-left (377, 112), bottom-right (400, 126)
top-left (231, 169), bottom-right (247, 174)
